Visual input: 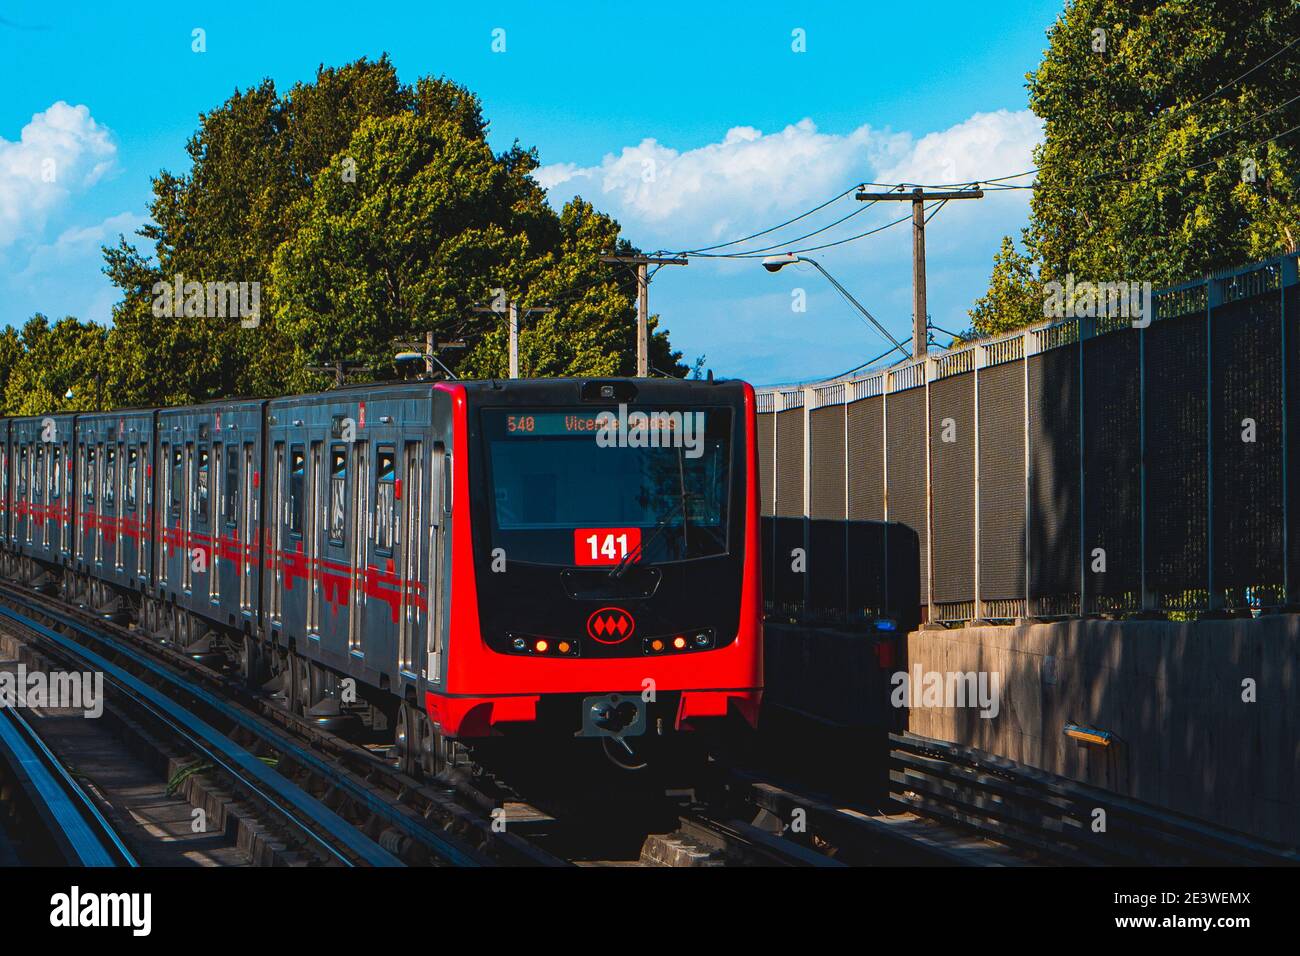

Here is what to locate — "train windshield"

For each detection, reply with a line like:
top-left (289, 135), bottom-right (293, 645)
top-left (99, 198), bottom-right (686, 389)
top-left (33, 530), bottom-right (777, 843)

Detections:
top-left (480, 407), bottom-right (732, 566)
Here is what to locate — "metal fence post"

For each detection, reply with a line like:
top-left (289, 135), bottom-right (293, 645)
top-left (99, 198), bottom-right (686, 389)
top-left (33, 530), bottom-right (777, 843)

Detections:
top-left (924, 355), bottom-right (936, 626)
top-left (1023, 329), bottom-right (1033, 619)
top-left (1078, 317), bottom-right (1088, 615)
top-left (1206, 279), bottom-right (1220, 610)
top-left (973, 342), bottom-right (983, 621)
top-left (1282, 261), bottom-right (1291, 606)
top-left (1139, 308), bottom-right (1153, 612)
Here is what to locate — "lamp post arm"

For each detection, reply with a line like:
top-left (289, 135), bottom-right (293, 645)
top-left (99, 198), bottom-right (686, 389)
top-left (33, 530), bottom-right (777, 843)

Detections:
top-left (799, 256), bottom-right (909, 360)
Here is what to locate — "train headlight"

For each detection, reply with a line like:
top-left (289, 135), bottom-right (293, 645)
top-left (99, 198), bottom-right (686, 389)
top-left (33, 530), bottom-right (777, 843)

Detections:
top-left (672, 636), bottom-right (687, 650)
top-left (534, 640), bottom-right (549, 653)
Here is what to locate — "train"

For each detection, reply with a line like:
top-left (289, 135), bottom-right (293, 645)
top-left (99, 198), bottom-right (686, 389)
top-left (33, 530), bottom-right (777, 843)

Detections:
top-left (0, 377), bottom-right (763, 778)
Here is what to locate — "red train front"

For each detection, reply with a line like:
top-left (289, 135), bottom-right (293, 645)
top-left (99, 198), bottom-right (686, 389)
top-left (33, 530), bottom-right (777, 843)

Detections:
top-left (428, 377), bottom-right (763, 768)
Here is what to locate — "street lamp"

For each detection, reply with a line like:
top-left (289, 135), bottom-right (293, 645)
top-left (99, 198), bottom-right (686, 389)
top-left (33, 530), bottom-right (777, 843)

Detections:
top-left (761, 253), bottom-right (909, 361)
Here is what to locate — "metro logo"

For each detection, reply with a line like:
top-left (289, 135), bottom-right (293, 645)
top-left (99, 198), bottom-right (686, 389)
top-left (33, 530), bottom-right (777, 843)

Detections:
top-left (586, 607), bottom-right (636, 644)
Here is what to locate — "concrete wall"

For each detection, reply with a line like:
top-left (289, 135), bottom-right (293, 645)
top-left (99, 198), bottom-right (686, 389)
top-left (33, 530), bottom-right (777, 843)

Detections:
top-left (905, 617), bottom-right (1300, 847)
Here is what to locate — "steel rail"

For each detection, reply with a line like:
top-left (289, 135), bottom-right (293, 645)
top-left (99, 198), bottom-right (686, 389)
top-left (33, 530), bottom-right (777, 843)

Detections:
top-left (0, 600), bottom-right (409, 867)
top-left (0, 703), bottom-right (137, 867)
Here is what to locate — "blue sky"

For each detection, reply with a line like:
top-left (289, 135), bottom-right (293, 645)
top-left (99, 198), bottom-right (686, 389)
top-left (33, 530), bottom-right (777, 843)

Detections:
top-left (0, 0), bottom-right (1064, 384)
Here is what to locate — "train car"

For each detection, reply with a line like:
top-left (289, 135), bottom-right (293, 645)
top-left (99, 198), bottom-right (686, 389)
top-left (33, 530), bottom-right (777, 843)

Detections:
top-left (258, 384), bottom-right (434, 725)
top-left (7, 414), bottom-right (75, 590)
top-left (69, 411), bottom-right (155, 614)
top-left (0, 418), bottom-right (8, 574)
top-left (1, 376), bottom-right (763, 784)
top-left (253, 376), bottom-right (762, 777)
top-left (148, 401), bottom-right (265, 663)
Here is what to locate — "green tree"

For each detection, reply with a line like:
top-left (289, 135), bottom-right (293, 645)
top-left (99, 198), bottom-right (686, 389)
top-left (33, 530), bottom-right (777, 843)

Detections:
top-left (968, 235), bottom-right (1043, 337)
top-left (102, 55), bottom-right (686, 404)
top-left (4, 315), bottom-right (110, 414)
top-left (974, 0), bottom-right (1300, 331)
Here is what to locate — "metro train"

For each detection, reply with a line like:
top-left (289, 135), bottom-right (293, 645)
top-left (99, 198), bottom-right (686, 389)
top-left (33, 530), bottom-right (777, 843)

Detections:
top-left (0, 377), bottom-right (763, 777)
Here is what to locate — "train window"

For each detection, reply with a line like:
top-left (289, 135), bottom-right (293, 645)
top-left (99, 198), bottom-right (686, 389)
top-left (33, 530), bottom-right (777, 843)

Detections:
top-left (481, 407), bottom-right (732, 566)
top-left (196, 447), bottom-right (210, 521)
top-left (289, 446), bottom-right (305, 536)
top-left (33, 446), bottom-right (44, 501)
top-left (170, 446), bottom-right (182, 516)
top-left (375, 448), bottom-right (396, 553)
top-left (51, 446), bottom-right (61, 500)
top-left (328, 445), bottom-right (346, 545)
top-left (126, 447), bottom-right (138, 510)
top-left (225, 445), bottom-right (239, 527)
top-left (84, 446), bottom-right (96, 503)
top-left (103, 447), bottom-right (116, 510)
top-left (17, 447), bottom-right (26, 498)
top-left (442, 451), bottom-right (452, 515)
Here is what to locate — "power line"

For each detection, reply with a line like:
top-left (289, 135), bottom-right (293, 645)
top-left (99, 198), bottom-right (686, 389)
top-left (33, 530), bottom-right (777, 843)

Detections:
top-left (685, 204), bottom-right (936, 259)
top-left (674, 184), bottom-right (863, 254)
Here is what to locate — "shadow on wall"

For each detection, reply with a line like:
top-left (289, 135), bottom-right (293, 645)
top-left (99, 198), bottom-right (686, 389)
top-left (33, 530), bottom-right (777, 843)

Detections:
top-left (907, 616), bottom-right (1300, 848)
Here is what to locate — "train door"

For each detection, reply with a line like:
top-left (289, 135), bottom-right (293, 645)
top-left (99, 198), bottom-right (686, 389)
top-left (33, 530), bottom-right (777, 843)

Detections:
top-left (104, 444), bottom-right (117, 568)
top-left (126, 445), bottom-right (139, 575)
top-left (139, 441), bottom-right (150, 579)
top-left (306, 441), bottom-right (322, 635)
top-left (347, 442), bottom-right (368, 655)
top-left (33, 444), bottom-right (45, 548)
top-left (398, 441), bottom-right (422, 674)
top-left (374, 446), bottom-right (397, 666)
top-left (51, 445), bottom-right (65, 554)
top-left (182, 442), bottom-right (194, 591)
top-left (157, 444), bottom-right (169, 584)
top-left (324, 444), bottom-right (347, 645)
top-left (427, 444), bottom-right (448, 683)
top-left (221, 444), bottom-right (235, 603)
top-left (82, 445), bottom-right (96, 556)
top-left (204, 445), bottom-right (217, 602)
top-left (240, 443), bottom-right (254, 612)
top-left (270, 443), bottom-right (285, 621)
top-left (18, 445), bottom-right (29, 544)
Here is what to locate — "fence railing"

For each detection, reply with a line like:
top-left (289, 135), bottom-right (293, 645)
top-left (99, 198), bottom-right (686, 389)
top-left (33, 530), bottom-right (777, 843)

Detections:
top-left (755, 253), bottom-right (1300, 625)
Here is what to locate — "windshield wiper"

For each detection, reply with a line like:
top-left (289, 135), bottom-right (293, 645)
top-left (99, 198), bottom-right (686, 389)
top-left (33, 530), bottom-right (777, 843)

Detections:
top-left (608, 493), bottom-right (694, 580)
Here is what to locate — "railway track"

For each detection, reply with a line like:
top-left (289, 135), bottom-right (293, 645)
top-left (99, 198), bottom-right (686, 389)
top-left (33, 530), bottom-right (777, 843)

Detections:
top-left (0, 701), bottom-right (137, 867)
top-left (890, 731), bottom-right (1300, 865)
top-left (0, 578), bottom-right (566, 867)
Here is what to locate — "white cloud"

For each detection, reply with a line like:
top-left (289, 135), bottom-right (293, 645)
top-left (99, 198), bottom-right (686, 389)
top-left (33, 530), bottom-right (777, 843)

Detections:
top-left (535, 110), bottom-right (1040, 253)
top-left (17, 210), bottom-right (142, 284)
top-left (0, 102), bottom-right (117, 246)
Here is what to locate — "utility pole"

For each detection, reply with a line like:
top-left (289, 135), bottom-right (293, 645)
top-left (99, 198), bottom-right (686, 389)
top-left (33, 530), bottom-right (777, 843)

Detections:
top-left (472, 293), bottom-right (550, 379)
top-left (600, 254), bottom-right (688, 376)
top-left (854, 187), bottom-right (982, 357)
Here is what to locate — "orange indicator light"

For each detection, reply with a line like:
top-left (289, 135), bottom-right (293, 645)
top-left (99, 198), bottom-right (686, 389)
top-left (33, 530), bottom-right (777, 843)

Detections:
top-left (558, 642), bottom-right (571, 654)
top-left (650, 639), bottom-right (664, 652)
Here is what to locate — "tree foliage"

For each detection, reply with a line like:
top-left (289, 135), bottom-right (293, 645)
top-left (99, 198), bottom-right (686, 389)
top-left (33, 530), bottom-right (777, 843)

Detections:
top-left (94, 54), bottom-right (684, 407)
top-left (972, 0), bottom-right (1300, 332)
top-left (2, 316), bottom-right (109, 414)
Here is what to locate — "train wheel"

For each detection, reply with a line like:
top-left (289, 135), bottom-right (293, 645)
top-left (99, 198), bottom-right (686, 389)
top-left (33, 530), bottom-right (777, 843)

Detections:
top-left (285, 649), bottom-right (303, 715)
top-left (239, 633), bottom-right (262, 689)
top-left (417, 709), bottom-right (438, 778)
top-left (395, 703), bottom-right (416, 777)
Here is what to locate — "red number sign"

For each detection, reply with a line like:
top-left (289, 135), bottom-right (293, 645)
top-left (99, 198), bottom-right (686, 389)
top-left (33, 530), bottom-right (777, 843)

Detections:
top-left (573, 527), bottom-right (641, 566)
